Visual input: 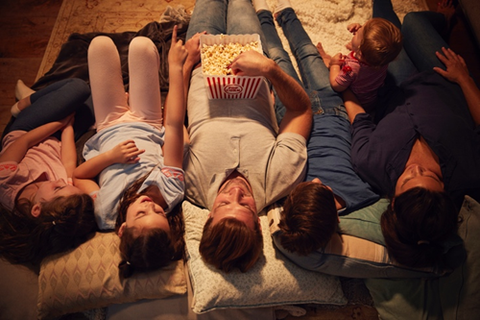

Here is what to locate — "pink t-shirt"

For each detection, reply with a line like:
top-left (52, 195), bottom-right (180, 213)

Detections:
top-left (0, 131), bottom-right (68, 211)
top-left (335, 52), bottom-right (388, 110)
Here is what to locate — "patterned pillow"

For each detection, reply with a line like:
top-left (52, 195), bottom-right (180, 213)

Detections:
top-left (37, 232), bottom-right (187, 319)
top-left (183, 201), bottom-right (347, 314)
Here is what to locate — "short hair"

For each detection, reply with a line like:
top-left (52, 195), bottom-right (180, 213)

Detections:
top-left (116, 175), bottom-right (185, 280)
top-left (381, 187), bottom-right (459, 268)
top-left (278, 182), bottom-right (337, 255)
top-left (360, 18), bottom-right (403, 67)
top-left (0, 194), bottom-right (96, 265)
top-left (199, 216), bottom-right (263, 273)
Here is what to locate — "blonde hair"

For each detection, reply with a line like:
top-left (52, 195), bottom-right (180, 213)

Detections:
top-left (360, 18), bottom-right (403, 67)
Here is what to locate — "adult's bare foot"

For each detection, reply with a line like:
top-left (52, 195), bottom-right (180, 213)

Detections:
top-left (316, 42), bottom-right (331, 67)
top-left (436, 0), bottom-right (456, 37)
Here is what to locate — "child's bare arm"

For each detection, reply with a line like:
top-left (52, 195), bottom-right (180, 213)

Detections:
top-left (61, 115), bottom-right (77, 178)
top-left (329, 53), bottom-right (348, 92)
top-left (73, 140), bottom-right (144, 179)
top-left (0, 115), bottom-right (71, 164)
top-left (73, 176), bottom-right (100, 195)
top-left (163, 25), bottom-right (188, 169)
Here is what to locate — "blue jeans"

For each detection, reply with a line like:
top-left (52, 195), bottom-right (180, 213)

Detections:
top-left (186, 0), bottom-right (266, 47)
top-left (7, 78), bottom-right (93, 141)
top-left (258, 8), bottom-right (346, 122)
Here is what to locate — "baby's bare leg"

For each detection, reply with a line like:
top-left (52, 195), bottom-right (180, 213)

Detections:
top-left (316, 42), bottom-right (331, 68)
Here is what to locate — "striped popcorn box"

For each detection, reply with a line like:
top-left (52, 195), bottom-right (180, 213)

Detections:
top-left (200, 34), bottom-right (264, 100)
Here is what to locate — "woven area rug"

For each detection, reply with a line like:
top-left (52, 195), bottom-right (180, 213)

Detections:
top-left (36, 0), bottom-right (195, 79)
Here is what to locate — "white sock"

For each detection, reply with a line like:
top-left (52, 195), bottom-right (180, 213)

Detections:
top-left (15, 79), bottom-right (35, 101)
top-left (11, 102), bottom-right (21, 117)
top-left (274, 0), bottom-right (292, 14)
top-left (253, 0), bottom-right (269, 12)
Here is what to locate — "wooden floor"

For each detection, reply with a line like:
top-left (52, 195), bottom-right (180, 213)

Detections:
top-left (0, 0), bottom-right (63, 135)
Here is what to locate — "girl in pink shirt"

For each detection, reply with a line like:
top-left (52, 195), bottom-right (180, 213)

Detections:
top-left (0, 78), bottom-right (96, 265)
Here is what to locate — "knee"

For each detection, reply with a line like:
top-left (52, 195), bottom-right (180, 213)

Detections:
top-left (62, 78), bottom-right (90, 100)
top-left (403, 11), bottom-right (422, 26)
top-left (129, 36), bottom-right (155, 53)
top-left (88, 36), bottom-right (115, 55)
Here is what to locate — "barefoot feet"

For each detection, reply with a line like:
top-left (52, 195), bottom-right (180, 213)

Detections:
top-left (436, 0), bottom-right (457, 36)
top-left (316, 42), bottom-right (331, 68)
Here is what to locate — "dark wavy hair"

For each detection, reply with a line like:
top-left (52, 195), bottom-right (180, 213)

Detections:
top-left (115, 175), bottom-right (185, 280)
top-left (0, 194), bottom-right (96, 265)
top-left (279, 181), bottom-right (337, 255)
top-left (381, 187), bottom-right (459, 268)
top-left (361, 17), bottom-right (403, 67)
top-left (199, 216), bottom-right (263, 273)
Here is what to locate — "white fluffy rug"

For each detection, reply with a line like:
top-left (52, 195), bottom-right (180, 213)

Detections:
top-left (265, 0), bottom-right (427, 63)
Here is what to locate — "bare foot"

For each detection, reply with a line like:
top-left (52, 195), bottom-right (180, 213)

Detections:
top-left (316, 42), bottom-right (331, 67)
top-left (436, 0), bottom-right (456, 33)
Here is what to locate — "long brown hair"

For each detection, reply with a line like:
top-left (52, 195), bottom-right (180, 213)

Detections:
top-left (0, 194), bottom-right (96, 265)
top-left (115, 175), bottom-right (185, 279)
top-left (279, 181), bottom-right (337, 255)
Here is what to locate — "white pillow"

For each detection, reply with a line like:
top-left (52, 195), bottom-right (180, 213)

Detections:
top-left (183, 201), bottom-right (347, 314)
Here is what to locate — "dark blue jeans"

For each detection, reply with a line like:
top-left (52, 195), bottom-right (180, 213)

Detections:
top-left (6, 78), bottom-right (94, 141)
top-left (372, 0), bottom-right (471, 122)
top-left (372, 0), bottom-right (449, 85)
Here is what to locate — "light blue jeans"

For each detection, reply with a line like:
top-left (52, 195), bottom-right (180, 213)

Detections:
top-left (186, 0), bottom-right (267, 47)
top-left (258, 8), bottom-right (346, 122)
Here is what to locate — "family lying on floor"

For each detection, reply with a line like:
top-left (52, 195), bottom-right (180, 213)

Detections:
top-left (1, 0), bottom-right (479, 286)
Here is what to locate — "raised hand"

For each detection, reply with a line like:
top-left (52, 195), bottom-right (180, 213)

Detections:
top-left (185, 31), bottom-right (206, 66)
top-left (168, 25), bottom-right (188, 69)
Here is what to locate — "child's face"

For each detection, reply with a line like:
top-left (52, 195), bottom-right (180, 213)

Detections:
top-left (123, 195), bottom-right (170, 233)
top-left (350, 25), bottom-right (364, 53)
top-left (33, 179), bottom-right (83, 204)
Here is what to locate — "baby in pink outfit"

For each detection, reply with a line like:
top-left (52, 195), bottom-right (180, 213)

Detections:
top-left (318, 18), bottom-right (403, 113)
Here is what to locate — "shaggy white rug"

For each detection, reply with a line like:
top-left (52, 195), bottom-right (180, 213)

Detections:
top-left (264, 0), bottom-right (427, 65)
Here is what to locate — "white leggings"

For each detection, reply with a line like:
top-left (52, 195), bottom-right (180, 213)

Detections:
top-left (88, 36), bottom-right (163, 132)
